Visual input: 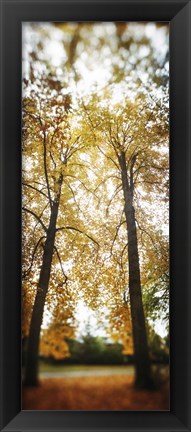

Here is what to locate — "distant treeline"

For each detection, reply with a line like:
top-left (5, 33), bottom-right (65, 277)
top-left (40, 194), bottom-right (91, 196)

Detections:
top-left (37, 334), bottom-right (169, 365)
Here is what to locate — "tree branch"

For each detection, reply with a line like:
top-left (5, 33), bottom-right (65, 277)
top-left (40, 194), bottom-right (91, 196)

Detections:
top-left (97, 145), bottom-right (119, 169)
top-left (93, 175), bottom-right (120, 193)
top-left (22, 182), bottom-right (50, 201)
top-left (135, 218), bottom-right (156, 247)
top-left (23, 236), bottom-right (45, 278)
top-left (110, 218), bottom-right (126, 256)
top-left (65, 174), bottom-right (99, 198)
top-left (106, 184), bottom-right (122, 215)
top-left (40, 120), bottom-right (52, 207)
top-left (53, 246), bottom-right (68, 285)
top-left (22, 207), bottom-right (48, 233)
top-left (56, 226), bottom-right (99, 248)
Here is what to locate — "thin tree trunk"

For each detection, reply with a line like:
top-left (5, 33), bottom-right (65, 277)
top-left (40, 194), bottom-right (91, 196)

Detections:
top-left (119, 152), bottom-right (154, 389)
top-left (24, 195), bottom-right (61, 386)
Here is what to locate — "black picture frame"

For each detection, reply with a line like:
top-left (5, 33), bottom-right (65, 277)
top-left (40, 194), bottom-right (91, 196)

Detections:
top-left (0, 0), bottom-right (191, 431)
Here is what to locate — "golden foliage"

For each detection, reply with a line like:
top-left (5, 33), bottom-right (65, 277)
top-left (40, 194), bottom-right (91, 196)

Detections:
top-left (40, 323), bottom-right (74, 360)
top-left (109, 304), bottom-right (134, 355)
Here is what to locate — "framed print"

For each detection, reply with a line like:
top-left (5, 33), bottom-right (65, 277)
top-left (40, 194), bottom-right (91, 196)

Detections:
top-left (0, 0), bottom-right (191, 431)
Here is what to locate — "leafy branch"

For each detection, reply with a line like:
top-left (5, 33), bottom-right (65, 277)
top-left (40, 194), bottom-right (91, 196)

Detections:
top-left (22, 207), bottom-right (48, 233)
top-left (22, 236), bottom-right (46, 278)
top-left (56, 226), bottom-right (99, 249)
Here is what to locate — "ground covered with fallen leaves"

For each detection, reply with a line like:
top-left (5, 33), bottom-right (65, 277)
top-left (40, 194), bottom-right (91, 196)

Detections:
top-left (22, 375), bottom-right (169, 410)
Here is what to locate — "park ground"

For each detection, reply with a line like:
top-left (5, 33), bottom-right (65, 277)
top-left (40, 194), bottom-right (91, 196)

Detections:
top-left (22, 364), bottom-right (169, 410)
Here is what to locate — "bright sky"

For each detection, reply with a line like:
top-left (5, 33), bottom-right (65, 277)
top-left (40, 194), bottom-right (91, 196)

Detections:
top-left (75, 303), bottom-right (168, 339)
top-left (22, 22), bottom-right (168, 99)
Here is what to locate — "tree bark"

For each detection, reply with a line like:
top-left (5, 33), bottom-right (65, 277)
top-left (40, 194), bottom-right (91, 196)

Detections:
top-left (24, 190), bottom-right (61, 386)
top-left (119, 152), bottom-right (154, 389)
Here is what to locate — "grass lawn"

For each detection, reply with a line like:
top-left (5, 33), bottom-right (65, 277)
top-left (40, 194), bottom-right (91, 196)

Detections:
top-left (39, 361), bottom-right (135, 374)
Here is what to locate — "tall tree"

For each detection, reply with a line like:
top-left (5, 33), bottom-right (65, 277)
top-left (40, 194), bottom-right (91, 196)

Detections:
top-left (23, 72), bottom-right (71, 384)
top-left (22, 69), bottom-right (98, 385)
top-left (80, 94), bottom-right (168, 388)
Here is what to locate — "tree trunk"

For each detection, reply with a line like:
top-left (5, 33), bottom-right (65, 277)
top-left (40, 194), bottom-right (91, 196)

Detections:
top-left (119, 152), bottom-right (154, 389)
top-left (24, 197), bottom-right (60, 386)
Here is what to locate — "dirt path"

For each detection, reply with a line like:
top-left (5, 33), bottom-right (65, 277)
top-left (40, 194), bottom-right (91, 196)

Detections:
top-left (39, 366), bottom-right (134, 378)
